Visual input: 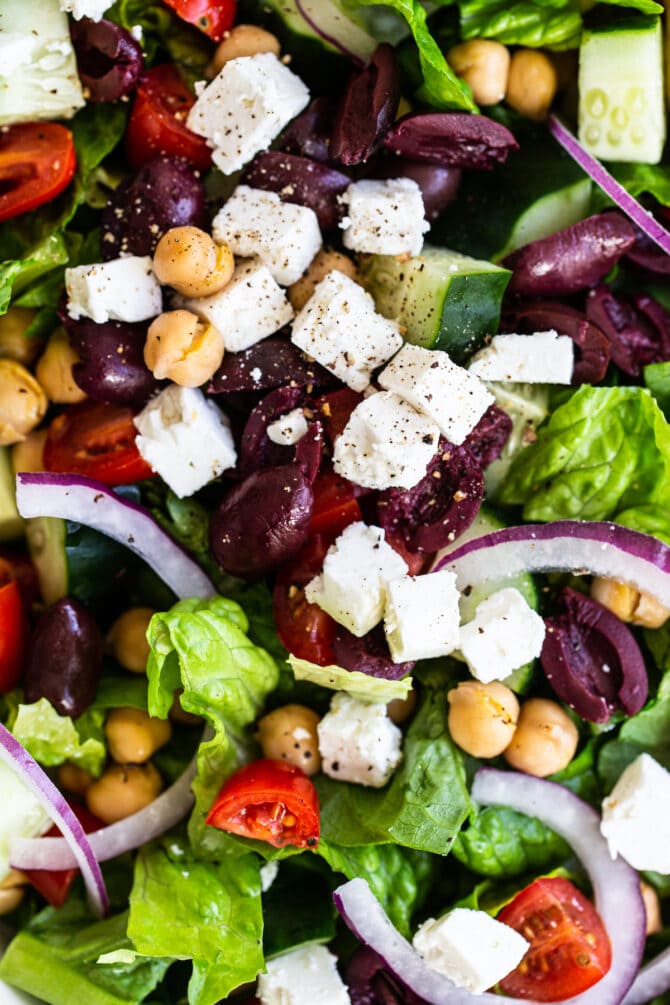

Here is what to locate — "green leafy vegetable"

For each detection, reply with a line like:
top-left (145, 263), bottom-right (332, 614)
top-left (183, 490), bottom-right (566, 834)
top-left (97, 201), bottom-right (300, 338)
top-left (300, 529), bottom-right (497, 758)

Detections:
top-left (644, 361), bottom-right (670, 419)
top-left (459, 0), bottom-right (582, 49)
top-left (11, 699), bottom-right (106, 776)
top-left (262, 858), bottom-right (337, 958)
top-left (452, 805), bottom-right (570, 876)
top-left (591, 159), bottom-right (670, 213)
top-left (108, 0), bottom-right (211, 84)
top-left (289, 655), bottom-right (413, 703)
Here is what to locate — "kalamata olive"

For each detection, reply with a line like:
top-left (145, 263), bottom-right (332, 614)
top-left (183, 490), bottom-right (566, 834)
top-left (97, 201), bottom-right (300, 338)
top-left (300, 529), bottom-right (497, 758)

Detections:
top-left (238, 386), bottom-right (304, 477)
top-left (101, 156), bottom-right (208, 259)
top-left (585, 285), bottom-right (661, 377)
top-left (503, 212), bottom-right (637, 298)
top-left (24, 598), bottom-right (103, 719)
top-left (209, 465), bottom-right (314, 577)
top-left (625, 230), bottom-right (670, 275)
top-left (382, 112), bottom-right (518, 169)
top-left (279, 96), bottom-right (336, 163)
top-left (501, 301), bottom-right (610, 385)
top-left (243, 151), bottom-right (350, 231)
top-left (346, 947), bottom-right (427, 1005)
top-left (331, 43), bottom-right (399, 166)
top-left (209, 336), bottom-right (335, 394)
top-left (60, 317), bottom-right (162, 406)
top-left (636, 294), bottom-right (670, 358)
top-left (464, 404), bottom-right (512, 468)
top-left (541, 587), bottom-right (648, 723)
top-left (70, 18), bottom-right (143, 102)
top-left (365, 156), bottom-right (462, 221)
top-left (294, 420), bottom-right (323, 484)
top-left (334, 623), bottom-right (415, 679)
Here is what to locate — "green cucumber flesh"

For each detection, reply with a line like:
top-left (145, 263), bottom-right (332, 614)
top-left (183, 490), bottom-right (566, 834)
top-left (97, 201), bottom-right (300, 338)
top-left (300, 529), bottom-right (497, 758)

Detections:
top-left (496, 178), bottom-right (592, 260)
top-left (0, 449), bottom-right (23, 541)
top-left (25, 517), bottom-right (68, 604)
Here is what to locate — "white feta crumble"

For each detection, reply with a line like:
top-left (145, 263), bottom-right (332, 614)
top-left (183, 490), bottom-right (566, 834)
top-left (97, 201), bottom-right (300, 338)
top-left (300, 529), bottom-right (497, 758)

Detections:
top-left (0, 761), bottom-right (52, 882)
top-left (333, 391), bottom-right (439, 491)
top-left (600, 753), bottom-right (670, 873)
top-left (212, 185), bottom-right (322, 286)
top-left (267, 408), bottom-right (309, 446)
top-left (257, 944), bottom-right (350, 1005)
top-left (65, 257), bottom-right (162, 325)
top-left (384, 570), bottom-right (461, 663)
top-left (59, 0), bottom-right (112, 18)
top-left (339, 178), bottom-right (429, 257)
top-left (458, 588), bottom-right (546, 683)
top-left (186, 53), bottom-right (310, 175)
top-left (305, 522), bottom-right (408, 637)
top-left (259, 860), bottom-right (280, 893)
top-left (0, 33), bottom-right (36, 74)
top-left (378, 343), bottom-right (494, 445)
top-left (181, 259), bottom-right (294, 352)
top-left (291, 271), bottom-right (402, 392)
top-left (468, 331), bottom-right (574, 384)
top-left (133, 386), bottom-right (237, 499)
top-left (413, 909), bottom-right (529, 994)
top-left (317, 692), bottom-right (403, 788)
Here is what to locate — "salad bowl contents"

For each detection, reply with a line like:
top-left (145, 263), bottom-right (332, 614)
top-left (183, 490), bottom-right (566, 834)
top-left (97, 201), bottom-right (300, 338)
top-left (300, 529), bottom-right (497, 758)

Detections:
top-left (1, 1), bottom-right (670, 1004)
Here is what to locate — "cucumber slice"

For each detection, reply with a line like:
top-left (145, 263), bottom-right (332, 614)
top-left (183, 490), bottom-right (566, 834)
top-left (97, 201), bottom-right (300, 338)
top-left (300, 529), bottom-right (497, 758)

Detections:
top-left (483, 382), bottom-right (551, 500)
top-left (496, 178), bottom-right (592, 260)
top-left (359, 245), bottom-right (511, 364)
top-left (0, 449), bottom-right (23, 542)
top-left (25, 517), bottom-right (68, 604)
top-left (578, 17), bottom-right (666, 165)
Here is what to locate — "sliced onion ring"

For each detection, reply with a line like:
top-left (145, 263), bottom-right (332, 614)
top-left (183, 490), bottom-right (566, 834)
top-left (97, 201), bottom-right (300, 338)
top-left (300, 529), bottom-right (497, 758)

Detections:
top-left (623, 947), bottom-right (670, 1005)
top-left (335, 768), bottom-right (645, 1005)
top-left (0, 723), bottom-right (108, 917)
top-left (433, 520), bottom-right (670, 610)
top-left (16, 472), bottom-right (215, 600)
top-left (294, 0), bottom-right (375, 63)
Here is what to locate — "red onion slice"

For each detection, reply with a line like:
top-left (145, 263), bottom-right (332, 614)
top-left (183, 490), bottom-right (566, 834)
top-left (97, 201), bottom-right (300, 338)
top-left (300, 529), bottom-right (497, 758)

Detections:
top-left (15, 473), bottom-right (215, 600)
top-left (623, 948), bottom-right (670, 1005)
top-left (294, 0), bottom-right (376, 63)
top-left (548, 116), bottom-right (670, 256)
top-left (433, 520), bottom-right (670, 610)
top-left (0, 723), bottom-right (108, 917)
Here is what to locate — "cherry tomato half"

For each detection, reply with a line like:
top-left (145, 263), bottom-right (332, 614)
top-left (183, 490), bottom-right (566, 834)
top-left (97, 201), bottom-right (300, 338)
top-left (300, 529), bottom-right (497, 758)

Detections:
top-left (0, 580), bottom-right (27, 693)
top-left (497, 877), bottom-right (612, 1001)
top-left (24, 805), bottom-right (104, 908)
top-left (309, 469), bottom-right (362, 540)
top-left (206, 758), bottom-right (320, 849)
top-left (162, 0), bottom-right (236, 41)
top-left (0, 123), bottom-right (76, 223)
top-left (273, 534), bottom-right (337, 666)
top-left (43, 401), bottom-right (155, 487)
top-left (125, 64), bottom-right (212, 171)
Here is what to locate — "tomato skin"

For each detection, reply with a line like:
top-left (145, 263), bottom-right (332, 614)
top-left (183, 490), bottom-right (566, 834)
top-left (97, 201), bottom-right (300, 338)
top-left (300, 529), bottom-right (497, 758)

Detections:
top-left (206, 758), bottom-right (320, 849)
top-left (0, 580), bottom-right (27, 693)
top-left (24, 805), bottom-right (104, 908)
top-left (162, 0), bottom-right (236, 41)
top-left (497, 877), bottom-right (612, 1001)
top-left (125, 65), bottom-right (212, 171)
top-left (0, 124), bottom-right (76, 223)
top-left (273, 534), bottom-right (337, 665)
top-left (43, 401), bottom-right (155, 487)
top-left (309, 469), bottom-right (362, 539)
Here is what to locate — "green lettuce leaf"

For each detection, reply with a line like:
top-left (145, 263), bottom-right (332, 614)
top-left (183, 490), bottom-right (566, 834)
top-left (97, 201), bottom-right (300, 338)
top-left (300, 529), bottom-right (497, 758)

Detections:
top-left (128, 836), bottom-right (264, 1005)
top-left (644, 361), bottom-right (670, 419)
top-left (262, 858), bottom-right (337, 958)
top-left (108, 0), bottom-right (211, 84)
top-left (591, 160), bottom-right (670, 212)
top-left (599, 660), bottom-right (670, 790)
top-left (451, 806), bottom-right (570, 876)
top-left (459, 0), bottom-right (582, 49)
top-left (11, 699), bottom-right (106, 776)
top-left (289, 655), bottom-right (413, 703)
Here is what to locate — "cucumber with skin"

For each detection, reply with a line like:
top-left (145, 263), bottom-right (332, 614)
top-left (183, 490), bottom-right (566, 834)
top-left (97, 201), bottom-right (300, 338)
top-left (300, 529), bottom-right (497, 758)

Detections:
top-left (0, 449), bottom-right (23, 541)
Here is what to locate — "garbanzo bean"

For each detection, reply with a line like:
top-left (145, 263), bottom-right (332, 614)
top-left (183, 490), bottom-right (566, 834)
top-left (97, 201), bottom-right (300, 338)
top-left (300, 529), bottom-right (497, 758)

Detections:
top-left (107, 607), bottom-right (154, 673)
top-left (387, 689), bottom-right (417, 725)
top-left (58, 762), bottom-right (95, 796)
top-left (505, 49), bottom-right (557, 121)
top-left (503, 697), bottom-right (578, 777)
top-left (0, 886), bottom-right (24, 916)
top-left (35, 328), bottom-right (86, 404)
top-left (640, 880), bottom-right (663, 935)
top-left (208, 24), bottom-right (281, 77)
top-left (0, 360), bottom-right (48, 446)
top-left (255, 704), bottom-right (322, 775)
top-left (12, 427), bottom-right (48, 475)
top-left (448, 680), bottom-right (519, 758)
top-left (447, 39), bottom-right (510, 106)
top-left (288, 250), bottom-right (359, 311)
top-left (152, 226), bottom-right (234, 298)
top-left (0, 307), bottom-right (42, 365)
top-left (591, 577), bottom-right (670, 629)
top-left (105, 707), bottom-right (172, 764)
top-left (85, 762), bottom-right (163, 823)
top-left (144, 310), bottom-right (224, 387)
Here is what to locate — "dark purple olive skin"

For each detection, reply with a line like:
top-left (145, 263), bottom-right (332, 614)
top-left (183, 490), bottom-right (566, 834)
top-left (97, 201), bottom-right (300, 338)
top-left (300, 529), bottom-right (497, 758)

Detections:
top-left (24, 598), bottom-right (104, 719)
top-left (625, 231), bottom-right (670, 275)
top-left (365, 156), bottom-right (462, 221)
top-left (209, 465), bottom-right (314, 577)
top-left (541, 588), bottom-right (648, 723)
top-left (585, 285), bottom-right (661, 377)
top-left (279, 96), bottom-right (336, 163)
top-left (636, 294), bottom-right (670, 359)
top-left (331, 43), bottom-right (399, 166)
top-left (101, 156), bottom-right (208, 259)
top-left (294, 420), bottom-right (323, 484)
top-left (503, 212), bottom-right (637, 298)
top-left (334, 624), bottom-right (415, 679)
top-left (464, 404), bottom-right (512, 469)
top-left (502, 301), bottom-right (610, 385)
top-left (70, 18), bottom-right (143, 102)
top-left (382, 112), bottom-right (518, 169)
top-left (209, 336), bottom-right (335, 394)
top-left (243, 151), bottom-right (350, 231)
top-left (61, 317), bottom-right (162, 406)
top-left (238, 386), bottom-right (304, 477)
top-left (346, 948), bottom-right (427, 1005)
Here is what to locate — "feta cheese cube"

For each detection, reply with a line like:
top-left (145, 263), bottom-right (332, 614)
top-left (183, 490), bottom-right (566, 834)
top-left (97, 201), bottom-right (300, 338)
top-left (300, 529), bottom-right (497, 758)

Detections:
top-left (413, 909), bottom-right (529, 994)
top-left (291, 271), bottom-right (402, 391)
top-left (186, 54), bottom-right (310, 175)
top-left (468, 331), bottom-right (574, 384)
top-left (182, 259), bottom-right (293, 352)
top-left (257, 945), bottom-right (349, 1005)
top-left (333, 391), bottom-right (439, 490)
top-left (458, 588), bottom-right (546, 683)
top-left (340, 178), bottom-right (429, 257)
top-left (378, 343), bottom-right (494, 445)
top-left (60, 0), bottom-right (112, 18)
top-left (212, 185), bottom-right (322, 286)
top-left (267, 407), bottom-right (309, 446)
top-left (601, 753), bottom-right (670, 873)
top-left (384, 571), bottom-right (461, 662)
top-left (305, 522), bottom-right (408, 637)
top-left (134, 386), bottom-right (237, 498)
top-left (65, 257), bottom-right (162, 325)
top-left (317, 692), bottom-right (403, 788)
top-left (0, 761), bottom-right (52, 882)
top-left (259, 860), bottom-right (279, 893)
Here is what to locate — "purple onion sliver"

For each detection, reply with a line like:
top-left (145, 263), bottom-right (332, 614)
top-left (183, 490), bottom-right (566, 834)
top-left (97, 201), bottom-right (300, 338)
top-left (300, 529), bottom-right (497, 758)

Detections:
top-left (623, 947), bottom-right (670, 1005)
top-left (294, 0), bottom-right (367, 63)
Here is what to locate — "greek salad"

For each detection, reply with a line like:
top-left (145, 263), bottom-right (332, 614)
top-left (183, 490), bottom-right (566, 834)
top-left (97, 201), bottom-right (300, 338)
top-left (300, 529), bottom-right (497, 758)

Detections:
top-left (1, 1), bottom-right (670, 1003)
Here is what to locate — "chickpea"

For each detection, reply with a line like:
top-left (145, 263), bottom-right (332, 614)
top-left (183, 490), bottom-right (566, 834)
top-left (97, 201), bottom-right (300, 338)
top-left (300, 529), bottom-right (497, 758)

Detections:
top-left (632, 591), bottom-right (670, 629)
top-left (207, 24), bottom-right (281, 77)
top-left (107, 607), bottom-right (154, 673)
top-left (255, 704), bottom-right (322, 775)
top-left (387, 689), bottom-right (417, 725)
top-left (447, 680), bottom-right (519, 758)
top-left (640, 880), bottom-right (663, 935)
top-left (152, 226), bottom-right (234, 298)
top-left (144, 310), bottom-right (224, 387)
top-left (447, 39), bottom-right (510, 106)
top-left (86, 762), bottom-right (162, 823)
top-left (0, 360), bottom-right (47, 446)
top-left (170, 690), bottom-right (203, 726)
top-left (58, 762), bottom-right (94, 796)
top-left (591, 577), bottom-right (670, 630)
top-left (505, 49), bottom-right (557, 121)
top-left (503, 697), bottom-right (578, 777)
top-left (12, 427), bottom-right (48, 474)
top-left (35, 328), bottom-right (86, 405)
top-left (105, 707), bottom-right (172, 764)
top-left (0, 307), bottom-right (42, 365)
top-left (0, 885), bottom-right (25, 916)
top-left (288, 250), bottom-right (359, 311)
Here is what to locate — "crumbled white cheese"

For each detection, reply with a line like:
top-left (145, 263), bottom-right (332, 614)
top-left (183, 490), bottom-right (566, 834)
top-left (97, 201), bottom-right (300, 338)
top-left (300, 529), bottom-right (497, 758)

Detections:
top-left (601, 753), bottom-right (670, 873)
top-left (0, 761), bottom-right (51, 882)
top-left (259, 860), bottom-right (280, 893)
top-left (317, 692), bottom-right (403, 788)
top-left (458, 588), bottom-right (546, 683)
top-left (59, 0), bottom-right (113, 18)
top-left (257, 944), bottom-right (350, 1005)
top-left (468, 331), bottom-right (574, 384)
top-left (267, 408), bottom-right (309, 446)
top-left (339, 178), bottom-right (429, 257)
top-left (384, 571), bottom-right (461, 662)
top-left (65, 257), bottom-right (162, 325)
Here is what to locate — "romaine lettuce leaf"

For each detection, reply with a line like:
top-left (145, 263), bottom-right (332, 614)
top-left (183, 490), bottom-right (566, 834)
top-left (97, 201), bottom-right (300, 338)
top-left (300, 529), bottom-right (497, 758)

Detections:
top-left (11, 698), bottom-right (106, 776)
top-left (459, 0), bottom-right (582, 49)
top-left (108, 0), bottom-right (211, 84)
top-left (262, 858), bottom-right (337, 958)
top-left (644, 361), bottom-right (670, 419)
top-left (289, 655), bottom-right (413, 703)
top-left (451, 805), bottom-right (570, 876)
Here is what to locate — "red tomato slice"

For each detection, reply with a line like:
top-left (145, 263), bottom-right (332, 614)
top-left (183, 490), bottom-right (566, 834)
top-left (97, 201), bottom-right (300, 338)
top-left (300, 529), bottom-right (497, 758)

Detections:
top-left (162, 0), bottom-right (236, 41)
top-left (0, 123), bottom-right (76, 223)
top-left (309, 469), bottom-right (362, 539)
top-left (206, 758), bottom-right (320, 849)
top-left (497, 877), bottom-right (612, 1001)
top-left (0, 551), bottom-right (39, 610)
top-left (273, 534), bottom-right (337, 666)
top-left (25, 805), bottom-right (104, 908)
top-left (125, 64), bottom-right (212, 171)
top-left (0, 580), bottom-right (27, 693)
top-left (43, 401), bottom-right (155, 487)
